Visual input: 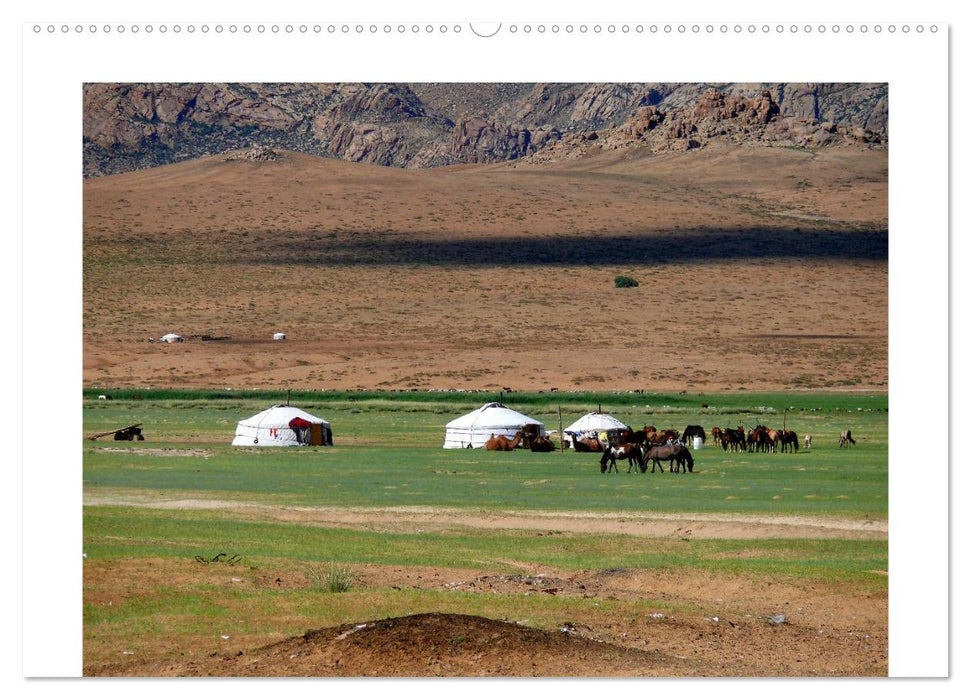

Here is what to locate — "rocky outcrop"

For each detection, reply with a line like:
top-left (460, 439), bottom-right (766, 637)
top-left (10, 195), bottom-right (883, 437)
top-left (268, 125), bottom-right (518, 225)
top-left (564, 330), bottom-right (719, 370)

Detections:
top-left (82, 82), bottom-right (888, 177)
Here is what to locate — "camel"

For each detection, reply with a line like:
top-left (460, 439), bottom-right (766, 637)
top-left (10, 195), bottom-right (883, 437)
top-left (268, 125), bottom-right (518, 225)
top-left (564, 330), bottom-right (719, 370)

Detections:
top-left (484, 431), bottom-right (523, 451)
top-left (529, 435), bottom-right (556, 452)
top-left (570, 433), bottom-right (604, 453)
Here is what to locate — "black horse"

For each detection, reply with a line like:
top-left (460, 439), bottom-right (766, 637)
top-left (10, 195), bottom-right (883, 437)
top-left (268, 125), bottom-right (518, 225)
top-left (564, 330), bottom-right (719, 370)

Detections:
top-left (682, 424), bottom-right (706, 445)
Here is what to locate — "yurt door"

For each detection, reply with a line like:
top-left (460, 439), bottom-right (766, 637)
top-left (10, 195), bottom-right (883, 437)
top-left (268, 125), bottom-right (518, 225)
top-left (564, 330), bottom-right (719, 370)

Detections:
top-left (310, 423), bottom-right (325, 445)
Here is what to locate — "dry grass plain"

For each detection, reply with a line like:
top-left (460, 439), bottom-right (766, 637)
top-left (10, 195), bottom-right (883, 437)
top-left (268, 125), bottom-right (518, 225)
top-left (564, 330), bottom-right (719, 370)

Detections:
top-left (83, 143), bottom-right (887, 393)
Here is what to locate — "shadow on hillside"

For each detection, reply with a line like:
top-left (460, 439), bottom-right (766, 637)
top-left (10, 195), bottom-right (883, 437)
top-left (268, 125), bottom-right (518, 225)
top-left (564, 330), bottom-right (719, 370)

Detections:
top-left (257, 228), bottom-right (888, 267)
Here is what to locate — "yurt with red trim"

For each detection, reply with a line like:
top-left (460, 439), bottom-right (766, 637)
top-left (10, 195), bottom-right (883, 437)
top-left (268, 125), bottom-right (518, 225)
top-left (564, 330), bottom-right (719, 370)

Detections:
top-left (231, 405), bottom-right (332, 447)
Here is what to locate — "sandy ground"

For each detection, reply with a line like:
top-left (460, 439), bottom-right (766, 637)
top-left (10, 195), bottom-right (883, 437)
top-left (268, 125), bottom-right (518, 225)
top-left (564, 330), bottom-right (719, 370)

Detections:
top-left (84, 493), bottom-right (887, 541)
top-left (83, 145), bottom-right (887, 393)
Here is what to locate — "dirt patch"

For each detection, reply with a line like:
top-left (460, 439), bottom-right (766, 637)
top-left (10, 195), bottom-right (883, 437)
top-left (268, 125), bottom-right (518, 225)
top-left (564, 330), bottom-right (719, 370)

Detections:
top-left (83, 493), bottom-right (888, 540)
top-left (93, 448), bottom-right (212, 458)
top-left (83, 555), bottom-right (886, 677)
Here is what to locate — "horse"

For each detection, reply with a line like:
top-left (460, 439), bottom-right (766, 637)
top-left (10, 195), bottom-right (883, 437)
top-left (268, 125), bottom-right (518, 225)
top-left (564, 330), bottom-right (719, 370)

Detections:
top-left (529, 435), bottom-right (556, 452)
top-left (779, 430), bottom-right (799, 453)
top-left (484, 431), bottom-right (523, 451)
top-left (682, 425), bottom-right (706, 445)
top-left (620, 426), bottom-right (648, 445)
top-left (721, 427), bottom-right (745, 452)
top-left (601, 444), bottom-right (646, 473)
top-left (804, 434), bottom-right (813, 450)
top-left (710, 427), bottom-right (723, 445)
top-left (599, 449), bottom-right (619, 473)
top-left (839, 430), bottom-right (856, 448)
top-left (644, 443), bottom-right (694, 474)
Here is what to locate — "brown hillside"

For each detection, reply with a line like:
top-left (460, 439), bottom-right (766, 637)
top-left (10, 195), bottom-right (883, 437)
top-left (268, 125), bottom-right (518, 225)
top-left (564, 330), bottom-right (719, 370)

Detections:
top-left (83, 145), bottom-right (887, 392)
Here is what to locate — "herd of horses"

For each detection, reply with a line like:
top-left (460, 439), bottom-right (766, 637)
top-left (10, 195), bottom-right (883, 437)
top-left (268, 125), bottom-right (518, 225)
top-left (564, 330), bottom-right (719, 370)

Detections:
top-left (482, 422), bottom-right (859, 476)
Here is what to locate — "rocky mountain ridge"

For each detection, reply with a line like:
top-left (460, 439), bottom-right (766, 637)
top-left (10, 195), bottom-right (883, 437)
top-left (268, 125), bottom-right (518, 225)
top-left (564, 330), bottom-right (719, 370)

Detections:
top-left (83, 82), bottom-right (887, 177)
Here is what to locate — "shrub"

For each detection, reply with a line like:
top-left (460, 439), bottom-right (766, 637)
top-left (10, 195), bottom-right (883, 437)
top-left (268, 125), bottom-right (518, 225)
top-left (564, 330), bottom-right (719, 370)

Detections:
top-left (307, 563), bottom-right (356, 593)
top-left (614, 275), bottom-right (639, 288)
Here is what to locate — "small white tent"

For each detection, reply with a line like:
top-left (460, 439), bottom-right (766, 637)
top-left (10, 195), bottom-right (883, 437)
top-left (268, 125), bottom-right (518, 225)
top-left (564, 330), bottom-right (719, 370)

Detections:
top-left (562, 411), bottom-right (628, 447)
top-left (160, 333), bottom-right (184, 343)
top-left (443, 402), bottom-right (546, 449)
top-left (232, 405), bottom-right (332, 447)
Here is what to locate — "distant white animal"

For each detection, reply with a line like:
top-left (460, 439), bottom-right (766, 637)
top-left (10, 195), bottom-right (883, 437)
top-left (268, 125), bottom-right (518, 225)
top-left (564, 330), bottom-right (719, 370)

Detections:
top-left (804, 434), bottom-right (812, 450)
top-left (97, 395), bottom-right (107, 401)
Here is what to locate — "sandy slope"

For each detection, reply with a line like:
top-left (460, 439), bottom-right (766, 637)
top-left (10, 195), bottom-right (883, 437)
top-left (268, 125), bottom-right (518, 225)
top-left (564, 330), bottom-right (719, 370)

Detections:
top-left (83, 144), bottom-right (887, 392)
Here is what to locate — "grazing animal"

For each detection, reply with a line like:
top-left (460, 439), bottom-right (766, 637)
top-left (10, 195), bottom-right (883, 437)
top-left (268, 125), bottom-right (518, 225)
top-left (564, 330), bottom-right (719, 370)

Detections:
top-left (682, 425), bottom-right (706, 445)
top-left (804, 434), bottom-right (813, 450)
top-left (484, 431), bottom-right (524, 451)
top-left (779, 430), bottom-right (799, 453)
top-left (721, 427), bottom-right (745, 452)
top-left (839, 430), bottom-right (856, 448)
top-left (529, 435), bottom-right (556, 452)
top-left (600, 449), bottom-right (619, 474)
top-left (601, 444), bottom-right (645, 473)
top-left (710, 427), bottom-right (723, 444)
top-left (644, 444), bottom-right (694, 474)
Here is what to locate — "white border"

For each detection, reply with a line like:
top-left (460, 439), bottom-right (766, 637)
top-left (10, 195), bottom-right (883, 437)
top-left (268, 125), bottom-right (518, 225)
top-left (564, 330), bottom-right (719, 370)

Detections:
top-left (18, 0), bottom-right (952, 689)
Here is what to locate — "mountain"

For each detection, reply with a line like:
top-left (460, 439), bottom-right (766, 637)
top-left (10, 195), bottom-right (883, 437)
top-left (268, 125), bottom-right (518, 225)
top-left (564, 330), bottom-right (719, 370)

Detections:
top-left (82, 82), bottom-right (887, 177)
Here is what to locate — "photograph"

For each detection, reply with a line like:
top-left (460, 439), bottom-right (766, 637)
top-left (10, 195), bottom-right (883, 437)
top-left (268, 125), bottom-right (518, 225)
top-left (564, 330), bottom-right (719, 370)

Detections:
top-left (79, 81), bottom-right (891, 676)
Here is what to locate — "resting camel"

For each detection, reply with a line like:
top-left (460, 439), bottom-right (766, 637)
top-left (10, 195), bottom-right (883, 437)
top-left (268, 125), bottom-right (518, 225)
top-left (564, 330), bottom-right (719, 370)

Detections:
top-left (570, 433), bottom-right (604, 453)
top-left (529, 435), bottom-right (556, 452)
top-left (484, 431), bottom-right (523, 451)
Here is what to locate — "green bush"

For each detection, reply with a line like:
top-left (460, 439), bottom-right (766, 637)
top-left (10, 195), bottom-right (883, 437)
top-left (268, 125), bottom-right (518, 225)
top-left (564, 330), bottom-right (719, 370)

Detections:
top-left (307, 563), bottom-right (356, 593)
top-left (614, 275), bottom-right (639, 288)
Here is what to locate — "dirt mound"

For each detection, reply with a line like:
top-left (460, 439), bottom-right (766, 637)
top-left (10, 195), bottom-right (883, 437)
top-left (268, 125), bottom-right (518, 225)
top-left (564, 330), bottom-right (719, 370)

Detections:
top-left (145, 613), bottom-right (679, 677)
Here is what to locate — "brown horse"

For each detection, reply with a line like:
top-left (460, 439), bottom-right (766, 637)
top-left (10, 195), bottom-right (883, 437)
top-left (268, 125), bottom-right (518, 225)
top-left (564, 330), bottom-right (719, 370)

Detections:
top-left (721, 427), bottom-right (745, 452)
top-left (644, 444), bottom-right (694, 474)
top-left (484, 431), bottom-right (523, 451)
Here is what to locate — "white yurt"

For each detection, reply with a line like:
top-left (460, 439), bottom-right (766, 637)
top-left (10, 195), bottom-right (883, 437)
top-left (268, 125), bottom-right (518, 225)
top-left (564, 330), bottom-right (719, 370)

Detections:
top-left (273, 332), bottom-right (287, 341)
top-left (443, 402), bottom-right (547, 449)
top-left (232, 405), bottom-right (333, 447)
top-left (160, 333), bottom-right (184, 343)
top-left (562, 411), bottom-right (628, 448)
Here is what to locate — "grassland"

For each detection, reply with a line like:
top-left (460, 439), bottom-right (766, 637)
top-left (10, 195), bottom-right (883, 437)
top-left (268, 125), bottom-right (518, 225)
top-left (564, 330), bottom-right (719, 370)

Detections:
top-left (82, 390), bottom-right (888, 675)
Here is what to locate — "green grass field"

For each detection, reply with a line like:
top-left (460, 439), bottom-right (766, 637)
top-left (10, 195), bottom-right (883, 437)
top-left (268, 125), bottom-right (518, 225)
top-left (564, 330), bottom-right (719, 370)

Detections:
top-left (82, 390), bottom-right (888, 672)
top-left (83, 390), bottom-right (887, 516)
